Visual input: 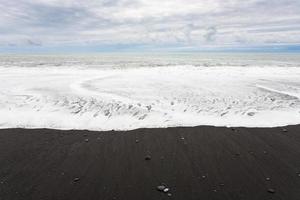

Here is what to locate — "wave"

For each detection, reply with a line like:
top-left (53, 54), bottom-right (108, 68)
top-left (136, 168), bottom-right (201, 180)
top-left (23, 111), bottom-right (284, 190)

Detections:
top-left (0, 56), bottom-right (300, 130)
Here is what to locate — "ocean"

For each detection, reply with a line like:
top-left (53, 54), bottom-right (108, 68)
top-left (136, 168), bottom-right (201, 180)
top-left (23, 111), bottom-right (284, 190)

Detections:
top-left (0, 53), bottom-right (300, 130)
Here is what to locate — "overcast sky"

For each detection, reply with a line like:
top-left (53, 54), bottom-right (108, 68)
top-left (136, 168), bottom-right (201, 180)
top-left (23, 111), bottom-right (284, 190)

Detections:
top-left (1, 0), bottom-right (300, 52)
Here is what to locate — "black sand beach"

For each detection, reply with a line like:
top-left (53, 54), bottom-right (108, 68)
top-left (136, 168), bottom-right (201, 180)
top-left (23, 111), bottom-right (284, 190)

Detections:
top-left (0, 126), bottom-right (300, 200)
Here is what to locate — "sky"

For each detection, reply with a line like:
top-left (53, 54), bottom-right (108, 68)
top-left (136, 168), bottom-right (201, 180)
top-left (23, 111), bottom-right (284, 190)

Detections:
top-left (1, 0), bottom-right (300, 52)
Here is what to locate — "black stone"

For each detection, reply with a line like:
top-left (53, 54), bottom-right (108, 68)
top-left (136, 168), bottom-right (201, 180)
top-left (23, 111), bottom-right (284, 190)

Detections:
top-left (145, 155), bottom-right (151, 160)
top-left (268, 189), bottom-right (275, 193)
top-left (282, 128), bottom-right (288, 132)
top-left (74, 178), bottom-right (80, 182)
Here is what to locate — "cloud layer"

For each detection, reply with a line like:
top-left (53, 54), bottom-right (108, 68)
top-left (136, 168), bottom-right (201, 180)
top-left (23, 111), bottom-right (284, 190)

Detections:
top-left (1, 0), bottom-right (300, 51)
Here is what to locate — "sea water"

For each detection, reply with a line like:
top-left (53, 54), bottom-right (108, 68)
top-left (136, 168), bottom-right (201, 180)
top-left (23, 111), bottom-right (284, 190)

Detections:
top-left (0, 53), bottom-right (300, 130)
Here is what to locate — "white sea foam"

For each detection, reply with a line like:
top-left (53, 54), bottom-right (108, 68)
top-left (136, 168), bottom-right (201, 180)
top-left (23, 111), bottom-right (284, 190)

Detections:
top-left (0, 54), bottom-right (300, 130)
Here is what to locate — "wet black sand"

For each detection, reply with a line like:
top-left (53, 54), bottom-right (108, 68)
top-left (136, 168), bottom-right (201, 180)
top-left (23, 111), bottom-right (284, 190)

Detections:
top-left (0, 126), bottom-right (300, 200)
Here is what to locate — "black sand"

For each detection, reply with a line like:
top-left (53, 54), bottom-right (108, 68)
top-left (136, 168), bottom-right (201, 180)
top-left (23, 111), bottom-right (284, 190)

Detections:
top-left (0, 126), bottom-right (300, 200)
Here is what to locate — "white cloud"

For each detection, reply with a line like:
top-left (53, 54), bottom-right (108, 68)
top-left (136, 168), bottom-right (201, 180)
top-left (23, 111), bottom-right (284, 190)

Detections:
top-left (0, 0), bottom-right (300, 50)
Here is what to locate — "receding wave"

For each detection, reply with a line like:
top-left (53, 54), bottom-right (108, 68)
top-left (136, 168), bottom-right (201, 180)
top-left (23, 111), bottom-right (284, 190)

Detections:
top-left (0, 55), bottom-right (300, 130)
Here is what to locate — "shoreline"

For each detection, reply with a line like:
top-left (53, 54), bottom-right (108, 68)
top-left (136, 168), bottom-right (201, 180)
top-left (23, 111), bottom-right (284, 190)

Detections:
top-left (0, 125), bottom-right (300, 199)
top-left (1, 122), bottom-right (300, 132)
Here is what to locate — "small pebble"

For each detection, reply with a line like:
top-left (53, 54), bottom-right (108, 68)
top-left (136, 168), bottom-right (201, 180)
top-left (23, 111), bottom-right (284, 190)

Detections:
top-left (266, 177), bottom-right (271, 181)
top-left (282, 128), bottom-right (287, 132)
top-left (213, 189), bottom-right (217, 192)
top-left (163, 188), bottom-right (169, 193)
top-left (85, 139), bottom-right (89, 142)
top-left (167, 193), bottom-right (172, 197)
top-left (145, 155), bottom-right (151, 160)
top-left (219, 183), bottom-right (225, 187)
top-left (268, 189), bottom-right (275, 194)
top-left (135, 139), bottom-right (139, 143)
top-left (181, 137), bottom-right (185, 140)
top-left (74, 177), bottom-right (80, 182)
top-left (202, 175), bottom-right (206, 179)
top-left (157, 185), bottom-right (166, 191)
top-left (263, 151), bottom-right (267, 154)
